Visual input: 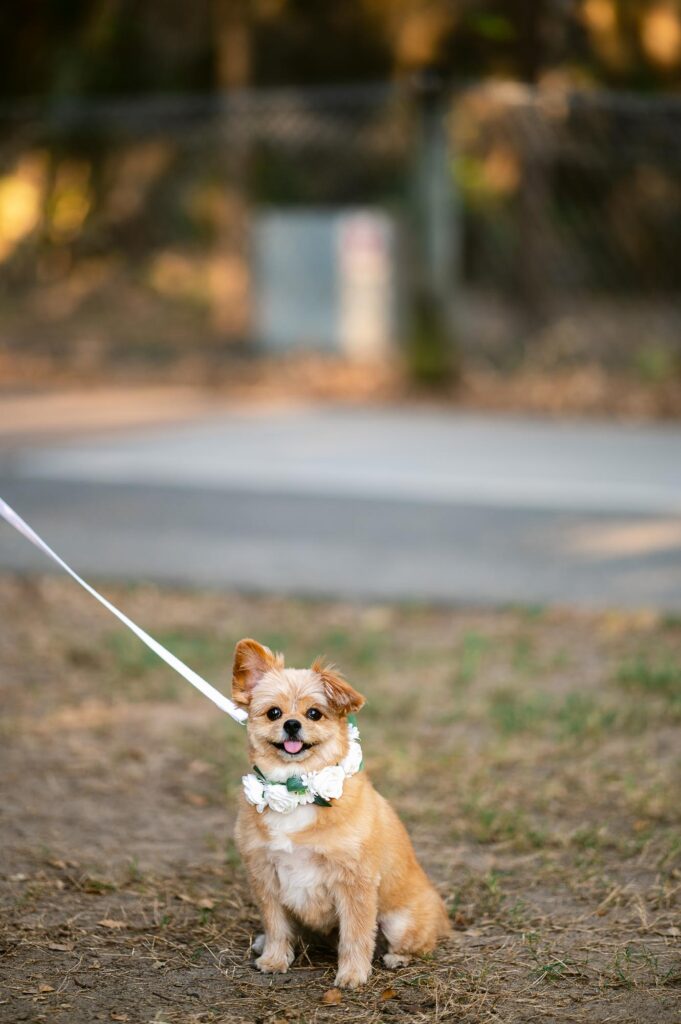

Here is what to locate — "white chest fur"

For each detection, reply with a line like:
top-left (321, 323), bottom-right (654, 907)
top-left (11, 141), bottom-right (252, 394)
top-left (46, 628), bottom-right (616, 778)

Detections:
top-left (264, 804), bottom-right (318, 852)
top-left (272, 847), bottom-right (327, 915)
top-left (261, 805), bottom-right (335, 926)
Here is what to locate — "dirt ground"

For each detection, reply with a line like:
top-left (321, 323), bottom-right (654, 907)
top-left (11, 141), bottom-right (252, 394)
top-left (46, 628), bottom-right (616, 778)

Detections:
top-left (3, 344), bottom-right (681, 423)
top-left (0, 576), bottom-right (679, 1023)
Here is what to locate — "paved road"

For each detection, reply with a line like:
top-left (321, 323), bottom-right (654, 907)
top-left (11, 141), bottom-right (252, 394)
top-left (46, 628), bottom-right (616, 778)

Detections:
top-left (1, 406), bottom-right (680, 608)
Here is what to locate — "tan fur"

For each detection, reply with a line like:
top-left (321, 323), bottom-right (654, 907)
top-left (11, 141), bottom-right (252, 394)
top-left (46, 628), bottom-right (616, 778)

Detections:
top-left (232, 639), bottom-right (450, 989)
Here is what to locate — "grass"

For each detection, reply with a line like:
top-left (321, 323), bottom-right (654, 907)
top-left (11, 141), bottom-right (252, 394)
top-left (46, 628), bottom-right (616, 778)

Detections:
top-left (0, 577), bottom-right (680, 1024)
top-left (616, 654), bottom-right (681, 709)
top-left (463, 799), bottom-right (548, 850)
top-left (488, 689), bottom-right (622, 738)
top-left (106, 628), bottom-right (226, 675)
top-left (454, 631), bottom-right (490, 687)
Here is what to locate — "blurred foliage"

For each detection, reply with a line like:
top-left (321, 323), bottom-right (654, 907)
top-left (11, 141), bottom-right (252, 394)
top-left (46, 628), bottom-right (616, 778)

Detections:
top-left (0, 2), bottom-right (680, 387)
top-left (405, 285), bottom-right (460, 388)
top-left (1, 1), bottom-right (680, 100)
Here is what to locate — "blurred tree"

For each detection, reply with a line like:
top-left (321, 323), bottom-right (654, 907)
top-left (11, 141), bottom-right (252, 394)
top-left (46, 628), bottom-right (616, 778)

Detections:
top-left (252, 0), bottom-right (390, 84)
top-left (0, 0), bottom-right (212, 99)
top-left (578, 0), bottom-right (681, 89)
top-left (1, 0), bottom-right (679, 98)
top-left (212, 0), bottom-right (251, 88)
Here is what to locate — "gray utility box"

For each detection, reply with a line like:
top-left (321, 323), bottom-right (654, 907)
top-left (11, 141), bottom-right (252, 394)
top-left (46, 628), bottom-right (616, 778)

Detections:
top-left (253, 208), bottom-right (399, 357)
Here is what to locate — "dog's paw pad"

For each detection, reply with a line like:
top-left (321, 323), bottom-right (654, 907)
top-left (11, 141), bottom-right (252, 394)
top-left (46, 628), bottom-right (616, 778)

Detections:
top-left (383, 953), bottom-right (410, 969)
top-left (251, 933), bottom-right (265, 955)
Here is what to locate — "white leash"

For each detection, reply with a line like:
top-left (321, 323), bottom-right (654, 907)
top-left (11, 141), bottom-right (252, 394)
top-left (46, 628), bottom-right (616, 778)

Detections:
top-left (0, 497), bottom-right (248, 725)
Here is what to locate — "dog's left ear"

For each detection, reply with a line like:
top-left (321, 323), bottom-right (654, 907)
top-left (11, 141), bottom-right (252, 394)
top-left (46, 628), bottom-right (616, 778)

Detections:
top-left (232, 638), bottom-right (281, 707)
top-left (313, 659), bottom-right (365, 714)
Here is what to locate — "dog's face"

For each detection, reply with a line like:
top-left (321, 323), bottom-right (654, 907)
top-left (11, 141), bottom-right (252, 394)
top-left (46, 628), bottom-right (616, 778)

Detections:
top-left (232, 639), bottom-right (365, 777)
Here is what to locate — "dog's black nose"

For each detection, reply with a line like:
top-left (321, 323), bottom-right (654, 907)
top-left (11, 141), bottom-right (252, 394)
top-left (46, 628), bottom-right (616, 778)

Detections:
top-left (283, 719), bottom-right (301, 736)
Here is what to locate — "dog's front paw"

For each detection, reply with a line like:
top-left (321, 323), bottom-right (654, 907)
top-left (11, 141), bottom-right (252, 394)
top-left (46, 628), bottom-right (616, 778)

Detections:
top-left (255, 945), bottom-right (294, 974)
top-left (334, 963), bottom-right (372, 989)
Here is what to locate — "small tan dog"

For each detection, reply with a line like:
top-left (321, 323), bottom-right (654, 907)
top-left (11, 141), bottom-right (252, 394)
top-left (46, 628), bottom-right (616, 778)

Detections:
top-left (232, 638), bottom-right (450, 989)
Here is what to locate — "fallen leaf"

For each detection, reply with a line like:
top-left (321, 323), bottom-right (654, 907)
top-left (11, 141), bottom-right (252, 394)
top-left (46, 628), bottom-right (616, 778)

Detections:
top-left (185, 791), bottom-right (207, 807)
top-left (9, 873), bottom-right (28, 882)
top-left (110, 1014), bottom-right (128, 1022)
top-left (175, 893), bottom-right (214, 909)
top-left (380, 988), bottom-right (398, 1001)
top-left (38, 984), bottom-right (54, 993)
top-left (665, 926), bottom-right (680, 937)
top-left (97, 919), bottom-right (127, 930)
top-left (47, 943), bottom-right (73, 952)
top-left (321, 988), bottom-right (342, 1004)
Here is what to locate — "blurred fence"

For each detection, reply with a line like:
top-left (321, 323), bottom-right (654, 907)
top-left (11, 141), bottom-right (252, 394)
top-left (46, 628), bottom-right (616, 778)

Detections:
top-left (454, 85), bottom-right (681, 370)
top-left (0, 82), bottom-right (680, 376)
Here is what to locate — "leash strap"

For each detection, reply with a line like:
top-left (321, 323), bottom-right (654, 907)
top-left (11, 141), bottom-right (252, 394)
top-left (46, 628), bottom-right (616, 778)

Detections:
top-left (0, 497), bottom-right (248, 724)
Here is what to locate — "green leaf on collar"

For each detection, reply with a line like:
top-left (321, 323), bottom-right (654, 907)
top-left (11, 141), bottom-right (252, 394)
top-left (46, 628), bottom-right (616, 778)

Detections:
top-left (252, 765), bottom-right (268, 783)
top-left (286, 776), bottom-right (308, 793)
top-left (347, 713), bottom-right (359, 727)
top-left (313, 794), bottom-right (332, 807)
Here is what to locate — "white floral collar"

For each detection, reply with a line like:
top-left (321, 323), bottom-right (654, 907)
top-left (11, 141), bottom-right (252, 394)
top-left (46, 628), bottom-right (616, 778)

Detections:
top-left (242, 720), bottom-right (363, 815)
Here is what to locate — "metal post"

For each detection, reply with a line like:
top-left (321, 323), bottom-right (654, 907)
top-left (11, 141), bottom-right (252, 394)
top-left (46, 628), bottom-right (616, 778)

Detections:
top-left (418, 75), bottom-right (459, 315)
top-left (407, 69), bottom-right (460, 386)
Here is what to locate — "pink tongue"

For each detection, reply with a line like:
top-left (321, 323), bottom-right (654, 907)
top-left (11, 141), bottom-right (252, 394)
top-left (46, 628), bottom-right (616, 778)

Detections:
top-left (283, 739), bottom-right (303, 754)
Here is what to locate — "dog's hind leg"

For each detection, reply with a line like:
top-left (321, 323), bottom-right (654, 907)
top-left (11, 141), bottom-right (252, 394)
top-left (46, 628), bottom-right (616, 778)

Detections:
top-left (380, 909), bottom-right (413, 968)
top-left (380, 894), bottom-right (450, 970)
top-left (383, 951), bottom-right (411, 969)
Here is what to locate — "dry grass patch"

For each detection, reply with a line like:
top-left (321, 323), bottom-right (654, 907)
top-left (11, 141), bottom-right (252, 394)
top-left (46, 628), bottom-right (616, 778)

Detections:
top-left (0, 578), bottom-right (679, 1023)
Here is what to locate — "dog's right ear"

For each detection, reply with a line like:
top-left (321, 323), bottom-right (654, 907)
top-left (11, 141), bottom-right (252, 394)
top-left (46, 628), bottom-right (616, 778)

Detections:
top-left (232, 638), bottom-right (280, 708)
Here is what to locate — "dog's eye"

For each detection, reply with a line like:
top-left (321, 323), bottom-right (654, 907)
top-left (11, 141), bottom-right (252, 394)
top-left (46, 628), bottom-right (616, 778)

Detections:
top-left (266, 707), bottom-right (282, 721)
top-left (306, 708), bottom-right (322, 721)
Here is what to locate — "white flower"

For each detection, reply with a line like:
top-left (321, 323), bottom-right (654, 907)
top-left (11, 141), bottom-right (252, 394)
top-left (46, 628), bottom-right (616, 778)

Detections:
top-left (340, 740), bottom-right (363, 777)
top-left (265, 784), bottom-right (301, 814)
top-left (308, 764), bottom-right (345, 802)
top-left (347, 722), bottom-right (360, 743)
top-left (242, 774), bottom-right (266, 813)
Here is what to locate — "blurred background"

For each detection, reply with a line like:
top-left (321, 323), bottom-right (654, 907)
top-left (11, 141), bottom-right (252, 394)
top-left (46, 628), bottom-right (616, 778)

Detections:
top-left (1, 0), bottom-right (680, 607)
